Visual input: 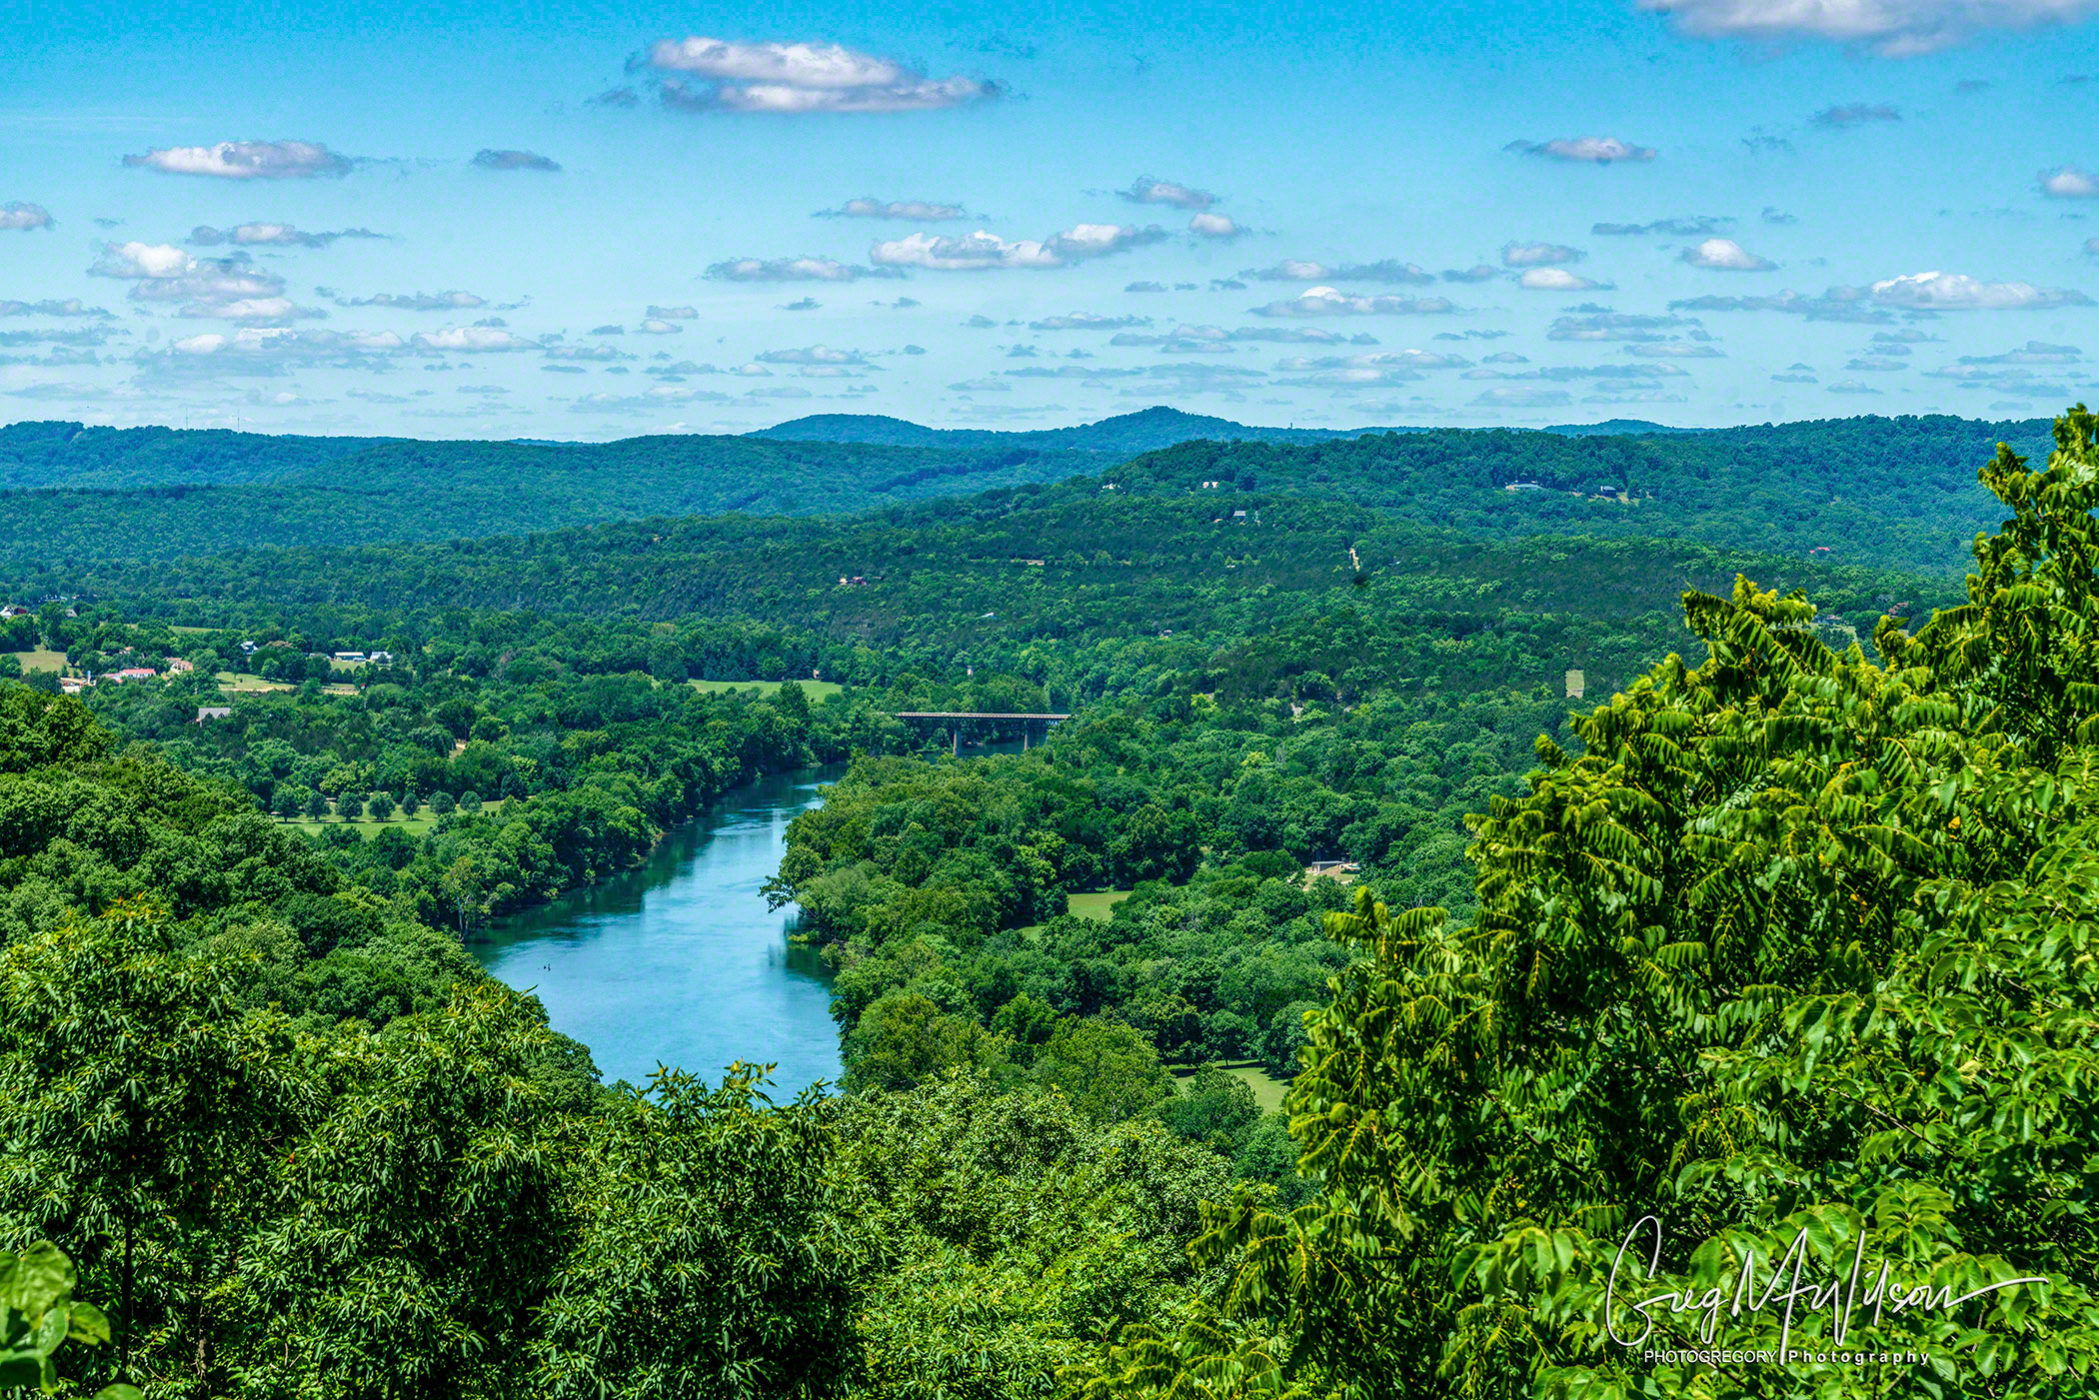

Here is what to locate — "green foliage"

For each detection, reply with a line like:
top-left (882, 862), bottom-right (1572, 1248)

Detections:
top-left (1180, 405), bottom-right (2099, 1399)
top-left (0, 1241), bottom-right (139, 1399)
top-left (533, 1065), bottom-right (863, 1400)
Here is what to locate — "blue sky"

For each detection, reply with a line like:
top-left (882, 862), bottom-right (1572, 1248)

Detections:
top-left (6, 0), bottom-right (2099, 437)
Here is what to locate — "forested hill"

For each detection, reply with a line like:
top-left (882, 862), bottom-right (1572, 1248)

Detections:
top-left (744, 405), bottom-right (1401, 451)
top-left (0, 411), bottom-right (2052, 573)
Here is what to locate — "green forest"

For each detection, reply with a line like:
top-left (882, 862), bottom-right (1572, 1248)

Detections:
top-left (2, 405), bottom-right (2095, 1398)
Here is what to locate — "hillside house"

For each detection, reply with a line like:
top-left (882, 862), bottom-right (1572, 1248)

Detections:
top-left (332, 651), bottom-right (366, 663)
top-left (59, 677), bottom-right (91, 695)
top-left (195, 706), bottom-right (232, 723)
top-left (165, 657), bottom-right (195, 673)
top-left (104, 667), bottom-right (157, 684)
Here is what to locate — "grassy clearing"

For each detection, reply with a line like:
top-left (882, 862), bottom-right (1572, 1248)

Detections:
top-left (217, 671), bottom-right (293, 693)
top-left (687, 678), bottom-right (845, 701)
top-left (1170, 1060), bottom-right (1293, 1113)
top-left (16, 649), bottom-right (66, 673)
top-left (286, 797), bottom-right (507, 838)
top-left (1066, 889), bottom-right (1132, 921)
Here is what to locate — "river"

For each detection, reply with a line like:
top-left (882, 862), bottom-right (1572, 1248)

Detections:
top-left (471, 765), bottom-right (845, 1096)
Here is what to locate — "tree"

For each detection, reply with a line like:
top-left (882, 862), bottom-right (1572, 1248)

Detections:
top-left (459, 790), bottom-right (482, 814)
top-left (1030, 1017), bottom-right (1174, 1123)
top-left (532, 1065), bottom-right (864, 1400)
top-left (842, 992), bottom-right (1007, 1094)
top-left (270, 787), bottom-right (303, 822)
top-left (0, 902), bottom-right (307, 1394)
top-left (301, 788), bottom-right (330, 822)
top-left (335, 792), bottom-right (363, 822)
top-left (429, 790), bottom-right (457, 817)
top-left (366, 791), bottom-right (396, 822)
top-left (397, 788), bottom-right (421, 818)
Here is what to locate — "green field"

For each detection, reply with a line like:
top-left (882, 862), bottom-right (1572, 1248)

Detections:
top-left (216, 671), bottom-right (355, 696)
top-left (286, 796), bottom-right (507, 837)
top-left (1170, 1060), bottom-right (1292, 1113)
top-left (1066, 889), bottom-right (1132, 921)
top-left (688, 678), bottom-right (844, 700)
top-left (15, 649), bottom-right (66, 673)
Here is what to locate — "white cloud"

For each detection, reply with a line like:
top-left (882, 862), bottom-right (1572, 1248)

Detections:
top-left (1519, 267), bottom-right (1609, 291)
top-left (706, 256), bottom-right (898, 281)
top-left (410, 326), bottom-right (537, 353)
top-left (870, 224), bottom-right (1166, 271)
top-left (647, 305), bottom-right (698, 318)
top-left (1030, 312), bottom-right (1151, 330)
top-left (1473, 386), bottom-right (1572, 407)
top-left (756, 344), bottom-right (866, 365)
top-left (122, 140), bottom-right (351, 179)
top-left (1249, 286), bottom-right (1457, 317)
top-left (1507, 136), bottom-right (1656, 163)
top-left (0, 202), bottom-right (53, 231)
top-left (1629, 341), bottom-right (1725, 357)
top-left (818, 198), bottom-right (966, 220)
top-left (190, 222), bottom-right (381, 247)
top-left (1549, 311), bottom-right (1701, 341)
top-left (1869, 270), bottom-right (2091, 308)
top-left (1682, 237), bottom-right (1776, 270)
top-left (0, 299), bottom-right (109, 317)
top-left (638, 319), bottom-right (685, 334)
top-left (2042, 166), bottom-right (2099, 197)
top-left (1642, 0), bottom-right (2099, 57)
top-left (1593, 216), bottom-right (1729, 236)
top-left (1190, 212), bottom-right (1243, 239)
top-left (1957, 339), bottom-right (2081, 363)
top-left (336, 290), bottom-right (487, 311)
top-left (646, 37), bottom-right (999, 113)
top-left (1121, 177), bottom-right (1216, 210)
top-left (1502, 241), bottom-right (1584, 267)
top-left (473, 149), bottom-right (561, 172)
top-left (88, 242), bottom-right (319, 322)
top-left (1248, 259), bottom-right (1434, 284)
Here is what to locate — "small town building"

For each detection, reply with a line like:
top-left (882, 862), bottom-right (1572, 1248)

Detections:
top-left (195, 706), bottom-right (233, 723)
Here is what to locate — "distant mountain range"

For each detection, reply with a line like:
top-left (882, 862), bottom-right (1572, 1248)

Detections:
top-left (0, 408), bottom-right (2052, 572)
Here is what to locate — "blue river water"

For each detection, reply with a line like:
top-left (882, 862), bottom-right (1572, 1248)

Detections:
top-left (471, 765), bottom-right (845, 1097)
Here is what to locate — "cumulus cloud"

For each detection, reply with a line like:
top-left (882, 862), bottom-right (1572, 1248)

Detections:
top-left (569, 386), bottom-right (735, 414)
top-left (1682, 237), bottom-right (1776, 270)
top-left (1549, 310), bottom-right (1701, 341)
top-left (122, 140), bottom-right (351, 179)
top-left (1956, 338), bottom-right (2081, 362)
top-left (1190, 212), bottom-right (1243, 239)
top-left (756, 345), bottom-right (868, 366)
top-left (870, 224), bottom-right (1167, 270)
top-left (1670, 289), bottom-right (1890, 321)
top-left (190, 222), bottom-right (381, 247)
top-left (644, 36), bottom-right (999, 113)
top-left (1120, 177), bottom-right (1216, 210)
top-left (0, 202), bottom-right (53, 231)
top-left (1869, 269), bottom-right (2091, 308)
top-left (648, 304), bottom-right (698, 318)
top-left (2042, 166), bottom-right (2099, 197)
top-left (1502, 241), bottom-right (1584, 267)
top-left (1125, 280), bottom-right (1168, 293)
top-left (1629, 340), bottom-right (1725, 357)
top-left (1248, 286), bottom-right (1457, 317)
top-left (638, 318), bottom-right (685, 334)
top-left (0, 299), bottom-right (110, 318)
top-left (1248, 259), bottom-right (1435, 284)
top-left (1441, 264), bottom-right (1501, 283)
top-left (817, 197), bottom-right (966, 220)
top-left (335, 290), bottom-right (487, 311)
top-left (1519, 267), bottom-right (1608, 291)
top-left (543, 341), bottom-right (631, 362)
top-left (706, 256), bottom-right (899, 281)
top-left (1272, 349), bottom-right (1471, 388)
top-left (1030, 312), bottom-right (1151, 330)
top-left (1506, 137), bottom-right (1656, 163)
top-left (88, 242), bottom-right (318, 322)
top-left (1814, 103), bottom-right (1901, 126)
top-left (139, 326), bottom-right (403, 377)
top-left (1592, 216), bottom-right (1729, 236)
top-left (1472, 386), bottom-right (1572, 407)
top-left (473, 149), bottom-right (560, 172)
top-left (410, 326), bottom-right (537, 353)
top-left (1642, 0), bottom-right (2099, 57)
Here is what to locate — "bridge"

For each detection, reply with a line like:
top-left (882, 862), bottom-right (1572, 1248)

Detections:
top-left (890, 711), bottom-right (1071, 753)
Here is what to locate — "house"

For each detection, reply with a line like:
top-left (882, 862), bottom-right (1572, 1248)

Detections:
top-left (332, 651), bottom-right (366, 663)
top-left (59, 677), bottom-right (91, 695)
top-left (838, 576), bottom-right (868, 587)
top-left (195, 705), bottom-right (232, 723)
top-left (165, 657), bottom-right (195, 674)
top-left (367, 650), bottom-right (394, 665)
top-left (1504, 482), bottom-right (1544, 493)
top-left (238, 640), bottom-right (258, 655)
top-left (0, 605), bottom-right (26, 619)
top-left (104, 667), bottom-right (157, 684)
